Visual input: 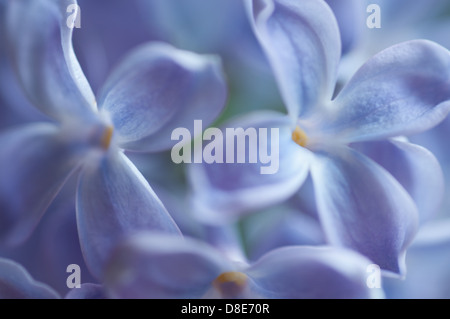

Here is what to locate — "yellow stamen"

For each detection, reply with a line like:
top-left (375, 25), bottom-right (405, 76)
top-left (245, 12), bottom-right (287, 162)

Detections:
top-left (100, 126), bottom-right (114, 150)
top-left (292, 126), bottom-right (308, 147)
top-left (212, 271), bottom-right (247, 297)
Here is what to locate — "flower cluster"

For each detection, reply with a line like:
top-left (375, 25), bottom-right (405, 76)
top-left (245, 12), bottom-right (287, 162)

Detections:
top-left (1, 0), bottom-right (450, 300)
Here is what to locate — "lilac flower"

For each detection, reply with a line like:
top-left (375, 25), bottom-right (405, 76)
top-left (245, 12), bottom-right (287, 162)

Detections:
top-left (0, 0), bottom-right (226, 279)
top-left (188, 0), bottom-right (450, 275)
top-left (103, 232), bottom-right (382, 299)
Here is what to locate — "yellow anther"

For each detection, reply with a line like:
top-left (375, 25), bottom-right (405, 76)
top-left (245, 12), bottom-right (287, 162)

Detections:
top-left (100, 126), bottom-right (114, 150)
top-left (292, 126), bottom-right (308, 147)
top-left (212, 271), bottom-right (247, 297)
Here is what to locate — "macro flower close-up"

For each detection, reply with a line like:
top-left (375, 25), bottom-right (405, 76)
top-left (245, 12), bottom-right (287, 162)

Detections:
top-left (1, 0), bottom-right (450, 305)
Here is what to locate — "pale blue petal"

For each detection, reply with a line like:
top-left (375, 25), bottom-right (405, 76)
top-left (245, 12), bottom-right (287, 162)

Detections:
top-left (352, 139), bottom-right (444, 224)
top-left (98, 42), bottom-right (227, 152)
top-left (310, 146), bottom-right (419, 275)
top-left (104, 233), bottom-right (232, 299)
top-left (246, 0), bottom-right (341, 119)
top-left (5, 0), bottom-right (96, 122)
top-left (188, 112), bottom-right (311, 224)
top-left (325, 40), bottom-right (450, 142)
top-left (76, 151), bottom-right (181, 279)
top-left (0, 123), bottom-right (85, 246)
top-left (246, 246), bottom-right (382, 299)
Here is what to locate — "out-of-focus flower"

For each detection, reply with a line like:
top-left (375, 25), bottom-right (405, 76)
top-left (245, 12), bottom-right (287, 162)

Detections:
top-left (241, 194), bottom-right (325, 261)
top-left (383, 220), bottom-right (450, 298)
top-left (324, 0), bottom-right (365, 55)
top-left (64, 283), bottom-right (105, 299)
top-left (188, 0), bottom-right (450, 275)
top-left (0, 180), bottom-right (97, 296)
top-left (337, 0), bottom-right (450, 82)
top-left (0, 0), bottom-right (227, 280)
top-left (0, 258), bottom-right (60, 299)
top-left (139, 0), bottom-right (283, 119)
top-left (73, 0), bottom-right (162, 92)
top-left (0, 256), bottom-right (104, 299)
top-left (103, 232), bottom-right (383, 299)
top-left (0, 2), bottom-right (49, 129)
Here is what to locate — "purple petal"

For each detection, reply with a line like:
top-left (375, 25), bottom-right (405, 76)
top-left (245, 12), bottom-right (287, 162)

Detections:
top-left (65, 283), bottom-right (105, 299)
top-left (104, 233), bottom-right (232, 299)
top-left (325, 40), bottom-right (450, 142)
top-left (98, 42), bottom-right (227, 152)
top-left (188, 112), bottom-right (311, 224)
top-left (246, 0), bottom-right (341, 119)
top-left (76, 151), bottom-right (181, 279)
top-left (0, 258), bottom-right (60, 299)
top-left (5, 0), bottom-right (96, 122)
top-left (310, 146), bottom-right (419, 275)
top-left (352, 139), bottom-right (444, 224)
top-left (246, 246), bottom-right (382, 299)
top-left (0, 124), bottom-right (85, 246)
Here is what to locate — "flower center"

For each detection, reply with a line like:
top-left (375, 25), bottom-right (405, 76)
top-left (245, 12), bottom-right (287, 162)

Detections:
top-left (100, 126), bottom-right (114, 150)
top-left (212, 271), bottom-right (247, 297)
top-left (292, 126), bottom-right (308, 147)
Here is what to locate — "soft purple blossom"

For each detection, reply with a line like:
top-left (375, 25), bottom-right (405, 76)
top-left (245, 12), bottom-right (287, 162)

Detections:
top-left (0, 0), bottom-right (227, 280)
top-left (103, 232), bottom-right (382, 299)
top-left (188, 0), bottom-right (450, 275)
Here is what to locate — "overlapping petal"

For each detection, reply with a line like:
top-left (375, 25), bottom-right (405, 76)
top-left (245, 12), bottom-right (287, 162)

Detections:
top-left (76, 151), bottom-right (181, 279)
top-left (352, 139), bottom-right (444, 224)
top-left (0, 258), bottom-right (60, 299)
top-left (0, 123), bottom-right (85, 246)
top-left (98, 42), bottom-right (227, 152)
top-left (104, 233), bottom-right (383, 299)
top-left (324, 40), bottom-right (450, 142)
top-left (104, 233), bottom-right (232, 299)
top-left (188, 112), bottom-right (311, 224)
top-left (5, 0), bottom-right (96, 122)
top-left (246, 0), bottom-right (341, 119)
top-left (310, 146), bottom-right (419, 275)
top-left (247, 246), bottom-right (382, 299)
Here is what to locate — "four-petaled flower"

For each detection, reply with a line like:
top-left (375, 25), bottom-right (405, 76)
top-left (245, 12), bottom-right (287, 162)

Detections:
top-left (188, 0), bottom-right (450, 275)
top-left (0, 0), bottom-right (226, 279)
